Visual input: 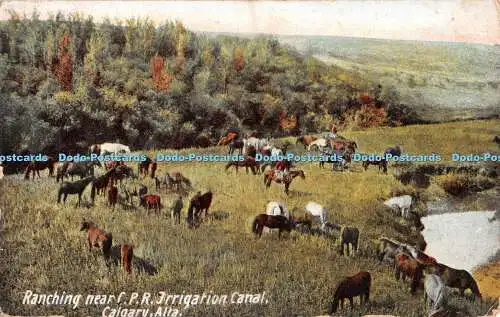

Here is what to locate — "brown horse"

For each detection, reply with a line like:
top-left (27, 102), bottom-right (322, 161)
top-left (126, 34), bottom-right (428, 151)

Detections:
top-left (107, 177), bottom-right (118, 210)
top-left (339, 226), bottom-right (360, 256)
top-left (217, 132), bottom-right (239, 146)
top-left (149, 162), bottom-right (157, 179)
top-left (296, 135), bottom-right (318, 149)
top-left (90, 168), bottom-right (117, 202)
top-left (80, 220), bottom-right (113, 258)
top-left (121, 244), bottom-right (134, 275)
top-left (24, 156), bottom-right (57, 180)
top-left (138, 157), bottom-right (152, 177)
top-left (263, 169), bottom-right (305, 195)
top-left (225, 156), bottom-right (259, 174)
top-left (191, 191), bottom-right (213, 219)
top-left (251, 214), bottom-right (294, 238)
top-left (424, 263), bottom-right (482, 300)
top-left (394, 252), bottom-right (424, 294)
top-left (140, 194), bottom-right (161, 214)
top-left (327, 271), bottom-right (371, 314)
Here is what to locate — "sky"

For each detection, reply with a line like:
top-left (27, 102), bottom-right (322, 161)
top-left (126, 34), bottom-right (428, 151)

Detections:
top-left (0, 0), bottom-right (499, 45)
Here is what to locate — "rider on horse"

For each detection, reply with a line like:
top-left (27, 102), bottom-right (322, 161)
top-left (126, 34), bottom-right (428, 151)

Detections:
top-left (274, 159), bottom-right (292, 181)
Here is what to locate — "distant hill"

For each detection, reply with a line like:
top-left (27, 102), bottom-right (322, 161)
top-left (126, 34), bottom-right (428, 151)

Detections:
top-left (276, 35), bottom-right (500, 122)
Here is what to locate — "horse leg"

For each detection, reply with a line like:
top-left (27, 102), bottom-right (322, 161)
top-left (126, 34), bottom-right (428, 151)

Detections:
top-left (284, 183), bottom-right (290, 195)
top-left (36, 169), bottom-right (41, 178)
top-left (349, 297), bottom-right (354, 310)
top-left (63, 194), bottom-right (68, 204)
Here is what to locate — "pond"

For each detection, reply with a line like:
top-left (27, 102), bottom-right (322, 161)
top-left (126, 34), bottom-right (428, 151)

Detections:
top-left (421, 209), bottom-right (499, 273)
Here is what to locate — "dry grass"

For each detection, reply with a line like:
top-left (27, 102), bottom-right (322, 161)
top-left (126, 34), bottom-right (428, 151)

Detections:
top-left (0, 120), bottom-right (499, 317)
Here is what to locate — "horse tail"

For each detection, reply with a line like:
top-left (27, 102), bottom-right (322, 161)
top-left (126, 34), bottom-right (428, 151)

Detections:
top-left (252, 217), bottom-right (260, 234)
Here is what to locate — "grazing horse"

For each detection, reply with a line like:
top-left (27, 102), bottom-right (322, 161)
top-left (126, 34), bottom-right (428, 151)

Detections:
top-left (121, 244), bottom-right (134, 275)
top-left (339, 226), bottom-right (360, 256)
top-left (217, 132), bottom-right (239, 146)
top-left (187, 191), bottom-right (213, 221)
top-left (394, 252), bottom-right (424, 294)
top-left (228, 140), bottom-right (244, 155)
top-left (384, 195), bottom-right (413, 219)
top-left (107, 177), bottom-right (118, 210)
top-left (24, 156), bottom-right (57, 180)
top-left (99, 143), bottom-right (130, 155)
top-left (308, 138), bottom-right (328, 151)
top-left (168, 171), bottom-right (192, 191)
top-left (362, 157), bottom-right (388, 174)
top-left (57, 161), bottom-right (100, 182)
top-left (57, 176), bottom-right (95, 207)
top-left (424, 263), bottom-right (482, 300)
top-left (327, 271), bottom-right (371, 314)
top-left (140, 194), bottom-right (161, 214)
top-left (376, 237), bottom-right (409, 263)
top-left (225, 156), bottom-right (259, 174)
top-left (138, 157), bottom-right (152, 177)
top-left (113, 165), bottom-right (135, 184)
top-left (251, 214), bottom-right (294, 238)
top-left (304, 201), bottom-right (328, 230)
top-left (263, 169), bottom-right (305, 195)
top-left (90, 168), bottom-right (117, 202)
top-left (80, 220), bottom-right (113, 258)
top-left (424, 274), bottom-right (448, 314)
top-left (296, 135), bottom-right (318, 149)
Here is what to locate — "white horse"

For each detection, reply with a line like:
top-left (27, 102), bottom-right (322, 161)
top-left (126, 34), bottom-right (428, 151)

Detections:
top-left (266, 201), bottom-right (290, 219)
top-left (99, 143), bottom-right (131, 155)
top-left (243, 137), bottom-right (270, 153)
top-left (307, 138), bottom-right (328, 151)
top-left (383, 195), bottom-right (413, 219)
top-left (304, 201), bottom-right (328, 230)
top-left (424, 274), bottom-right (448, 315)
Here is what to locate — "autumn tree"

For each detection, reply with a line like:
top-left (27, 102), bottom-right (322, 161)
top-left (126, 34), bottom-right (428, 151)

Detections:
top-left (84, 30), bottom-right (105, 86)
top-left (151, 54), bottom-right (173, 92)
top-left (54, 32), bottom-right (73, 91)
top-left (233, 47), bottom-right (245, 72)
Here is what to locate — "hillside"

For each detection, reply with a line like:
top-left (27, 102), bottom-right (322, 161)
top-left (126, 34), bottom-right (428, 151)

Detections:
top-left (0, 13), bottom-right (411, 156)
top-left (277, 35), bottom-right (500, 122)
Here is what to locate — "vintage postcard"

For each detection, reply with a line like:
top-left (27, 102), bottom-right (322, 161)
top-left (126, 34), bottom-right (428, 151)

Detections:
top-left (0, 1), bottom-right (499, 316)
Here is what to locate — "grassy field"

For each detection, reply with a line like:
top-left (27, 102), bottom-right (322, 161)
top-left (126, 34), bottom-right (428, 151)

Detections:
top-left (0, 120), bottom-right (499, 317)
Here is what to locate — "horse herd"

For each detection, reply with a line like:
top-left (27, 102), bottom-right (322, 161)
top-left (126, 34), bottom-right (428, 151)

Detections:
top-left (0, 138), bottom-right (487, 316)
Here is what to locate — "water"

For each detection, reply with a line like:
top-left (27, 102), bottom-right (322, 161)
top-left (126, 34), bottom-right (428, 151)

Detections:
top-left (421, 210), bottom-right (499, 273)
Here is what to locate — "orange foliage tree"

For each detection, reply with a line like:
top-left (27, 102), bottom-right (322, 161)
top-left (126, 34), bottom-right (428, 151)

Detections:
top-left (151, 55), bottom-right (173, 92)
top-left (55, 32), bottom-right (73, 91)
top-left (233, 47), bottom-right (245, 72)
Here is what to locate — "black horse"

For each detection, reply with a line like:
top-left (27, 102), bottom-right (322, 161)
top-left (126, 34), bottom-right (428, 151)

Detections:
top-left (57, 176), bottom-right (95, 207)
